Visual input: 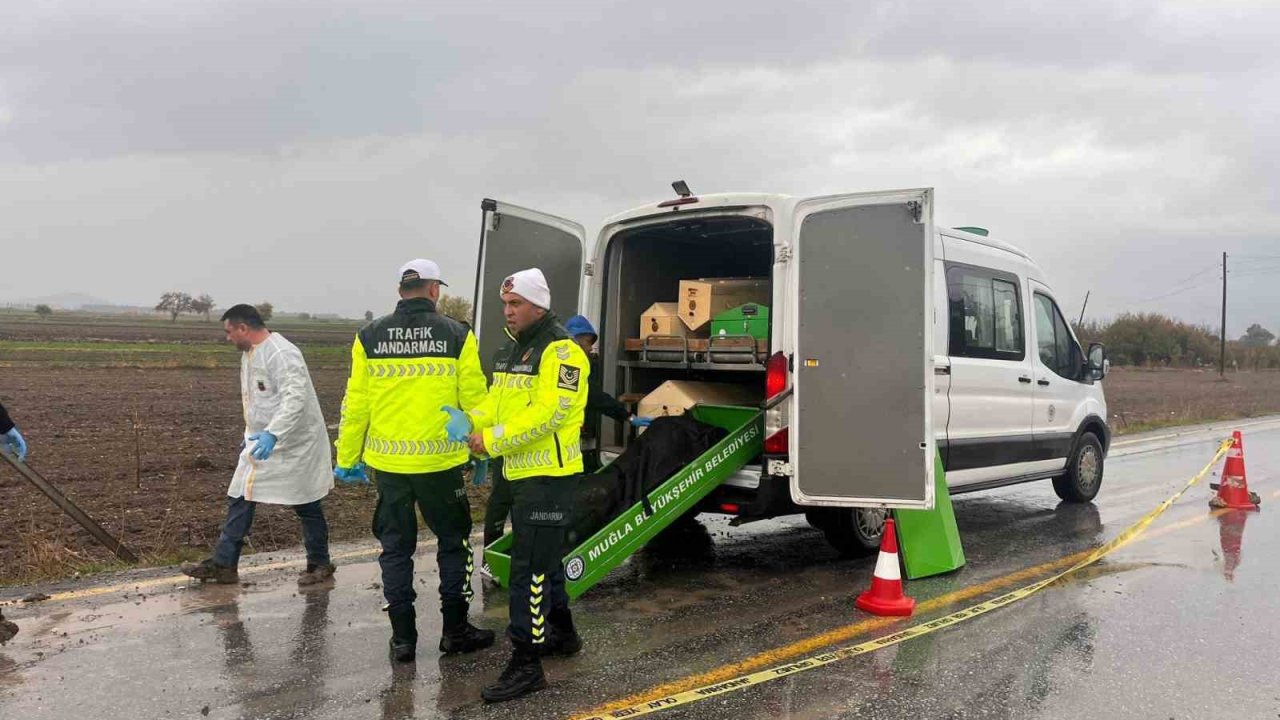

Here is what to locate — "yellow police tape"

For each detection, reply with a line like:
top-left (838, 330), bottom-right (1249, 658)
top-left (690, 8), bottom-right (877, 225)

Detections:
top-left (574, 438), bottom-right (1234, 720)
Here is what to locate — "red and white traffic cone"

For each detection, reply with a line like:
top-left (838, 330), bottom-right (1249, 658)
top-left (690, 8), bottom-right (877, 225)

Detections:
top-left (1211, 431), bottom-right (1261, 511)
top-left (855, 517), bottom-right (915, 617)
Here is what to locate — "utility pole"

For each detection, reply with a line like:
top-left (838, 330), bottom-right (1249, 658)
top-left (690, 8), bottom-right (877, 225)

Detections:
top-left (1220, 251), bottom-right (1227, 378)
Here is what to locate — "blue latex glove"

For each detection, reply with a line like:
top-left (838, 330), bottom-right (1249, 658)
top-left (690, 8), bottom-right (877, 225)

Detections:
top-left (441, 406), bottom-right (472, 443)
top-left (335, 463), bottom-right (370, 485)
top-left (3, 428), bottom-right (27, 462)
top-left (248, 431), bottom-right (277, 461)
top-left (630, 416), bottom-right (653, 428)
top-left (471, 458), bottom-right (489, 487)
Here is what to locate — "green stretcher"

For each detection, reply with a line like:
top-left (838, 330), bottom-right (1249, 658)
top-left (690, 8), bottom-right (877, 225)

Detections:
top-left (483, 404), bottom-right (763, 600)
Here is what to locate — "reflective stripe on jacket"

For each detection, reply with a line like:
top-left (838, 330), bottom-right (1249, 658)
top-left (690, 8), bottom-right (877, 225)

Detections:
top-left (335, 298), bottom-right (487, 473)
top-left (467, 314), bottom-right (589, 480)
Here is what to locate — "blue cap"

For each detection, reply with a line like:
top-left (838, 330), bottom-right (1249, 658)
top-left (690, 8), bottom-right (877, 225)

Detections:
top-left (565, 315), bottom-right (597, 340)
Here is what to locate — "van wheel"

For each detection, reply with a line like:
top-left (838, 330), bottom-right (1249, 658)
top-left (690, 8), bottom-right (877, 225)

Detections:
top-left (1053, 432), bottom-right (1104, 503)
top-left (815, 508), bottom-right (887, 557)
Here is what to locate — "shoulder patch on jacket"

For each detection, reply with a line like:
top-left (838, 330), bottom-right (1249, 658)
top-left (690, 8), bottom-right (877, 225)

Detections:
top-left (557, 364), bottom-right (581, 392)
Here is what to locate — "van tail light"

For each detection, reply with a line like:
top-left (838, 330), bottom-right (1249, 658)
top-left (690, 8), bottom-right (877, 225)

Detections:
top-left (765, 351), bottom-right (790, 455)
top-left (766, 351), bottom-right (787, 399)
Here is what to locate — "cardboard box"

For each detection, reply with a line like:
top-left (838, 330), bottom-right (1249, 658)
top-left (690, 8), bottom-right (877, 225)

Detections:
top-left (679, 277), bottom-right (769, 332)
top-left (639, 302), bottom-right (690, 339)
top-left (711, 303), bottom-right (770, 341)
top-left (638, 380), bottom-right (760, 418)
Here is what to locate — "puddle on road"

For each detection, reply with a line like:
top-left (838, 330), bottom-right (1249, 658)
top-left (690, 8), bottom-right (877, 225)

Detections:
top-left (1215, 509), bottom-right (1254, 582)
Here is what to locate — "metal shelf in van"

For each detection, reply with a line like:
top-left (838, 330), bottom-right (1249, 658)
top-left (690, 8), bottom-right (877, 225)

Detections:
top-left (620, 334), bottom-right (767, 372)
top-left (617, 359), bottom-right (764, 372)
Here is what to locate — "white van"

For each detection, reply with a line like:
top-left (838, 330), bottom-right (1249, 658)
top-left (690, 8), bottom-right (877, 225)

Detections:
top-left (472, 187), bottom-right (1109, 553)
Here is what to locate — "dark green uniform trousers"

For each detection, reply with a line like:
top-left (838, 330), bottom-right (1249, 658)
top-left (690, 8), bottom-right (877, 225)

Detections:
top-left (482, 458), bottom-right (511, 548)
top-left (507, 474), bottom-right (578, 646)
top-left (374, 465), bottom-right (475, 628)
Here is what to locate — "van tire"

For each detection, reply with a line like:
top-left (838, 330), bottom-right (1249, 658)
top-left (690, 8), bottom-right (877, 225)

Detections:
top-left (1053, 432), bottom-right (1104, 503)
top-left (812, 508), bottom-right (886, 557)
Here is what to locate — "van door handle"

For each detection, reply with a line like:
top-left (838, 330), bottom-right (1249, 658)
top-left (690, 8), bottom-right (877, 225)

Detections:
top-left (1038, 379), bottom-right (1051, 387)
top-left (935, 366), bottom-right (951, 376)
top-left (1018, 376), bottom-right (1032, 384)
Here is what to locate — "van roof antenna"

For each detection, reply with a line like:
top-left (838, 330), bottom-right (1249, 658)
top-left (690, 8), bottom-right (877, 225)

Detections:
top-left (672, 180), bottom-right (692, 198)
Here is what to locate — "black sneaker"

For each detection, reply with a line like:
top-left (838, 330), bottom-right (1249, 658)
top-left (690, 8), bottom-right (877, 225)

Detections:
top-left (181, 558), bottom-right (239, 584)
top-left (439, 622), bottom-right (496, 654)
top-left (297, 563), bottom-right (336, 586)
top-left (481, 648), bottom-right (546, 703)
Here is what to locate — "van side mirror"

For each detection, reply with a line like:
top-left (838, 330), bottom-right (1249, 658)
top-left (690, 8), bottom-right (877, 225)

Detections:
top-left (1087, 343), bottom-right (1107, 381)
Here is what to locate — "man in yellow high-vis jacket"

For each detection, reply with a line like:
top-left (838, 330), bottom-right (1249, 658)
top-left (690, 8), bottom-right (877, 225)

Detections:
top-left (442, 268), bottom-right (589, 703)
top-left (334, 259), bottom-right (493, 663)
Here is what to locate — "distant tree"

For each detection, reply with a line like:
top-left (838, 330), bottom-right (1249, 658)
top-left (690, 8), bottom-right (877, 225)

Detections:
top-left (155, 291), bottom-right (194, 322)
top-left (255, 302), bottom-right (274, 323)
top-left (190, 294), bottom-right (216, 321)
top-left (1239, 323), bottom-right (1275, 349)
top-left (438, 294), bottom-right (473, 324)
top-left (34, 304), bottom-right (53, 317)
top-left (298, 312), bottom-right (311, 321)
top-left (364, 310), bottom-right (374, 322)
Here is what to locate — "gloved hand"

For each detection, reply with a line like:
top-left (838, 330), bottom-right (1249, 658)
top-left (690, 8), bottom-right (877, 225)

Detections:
top-left (471, 458), bottom-right (489, 487)
top-left (3, 428), bottom-right (27, 462)
top-left (248, 431), bottom-right (277, 461)
top-left (441, 406), bottom-right (472, 443)
top-left (630, 416), bottom-right (653, 428)
top-left (335, 463), bottom-right (370, 485)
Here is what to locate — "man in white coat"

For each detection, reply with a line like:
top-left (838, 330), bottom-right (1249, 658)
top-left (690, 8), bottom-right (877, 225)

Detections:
top-left (183, 304), bottom-right (336, 586)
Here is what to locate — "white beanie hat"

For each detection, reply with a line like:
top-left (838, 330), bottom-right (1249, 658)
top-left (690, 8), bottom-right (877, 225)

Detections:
top-left (501, 268), bottom-right (551, 310)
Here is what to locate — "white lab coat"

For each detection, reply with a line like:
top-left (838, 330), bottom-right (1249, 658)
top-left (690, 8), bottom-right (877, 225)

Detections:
top-left (227, 333), bottom-right (334, 506)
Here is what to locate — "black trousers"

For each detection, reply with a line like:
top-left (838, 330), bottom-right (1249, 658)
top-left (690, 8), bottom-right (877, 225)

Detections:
top-left (482, 459), bottom-right (512, 548)
top-left (373, 465), bottom-right (475, 626)
top-left (507, 474), bottom-right (578, 646)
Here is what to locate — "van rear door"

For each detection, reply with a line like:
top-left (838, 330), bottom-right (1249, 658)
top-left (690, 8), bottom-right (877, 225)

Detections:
top-left (473, 199), bottom-right (586, 371)
top-left (786, 189), bottom-right (936, 508)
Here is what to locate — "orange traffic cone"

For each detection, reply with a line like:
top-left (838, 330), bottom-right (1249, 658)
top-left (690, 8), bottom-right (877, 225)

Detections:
top-left (855, 517), bottom-right (915, 616)
top-left (1211, 431), bottom-right (1261, 510)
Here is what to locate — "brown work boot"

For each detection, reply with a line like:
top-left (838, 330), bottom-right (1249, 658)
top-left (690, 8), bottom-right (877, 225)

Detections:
top-left (182, 558), bottom-right (239, 584)
top-left (0, 609), bottom-right (17, 645)
top-left (297, 562), bottom-right (336, 586)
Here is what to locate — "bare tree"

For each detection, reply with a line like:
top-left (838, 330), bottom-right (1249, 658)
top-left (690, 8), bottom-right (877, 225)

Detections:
top-left (438, 294), bottom-right (473, 324)
top-left (156, 292), bottom-right (194, 322)
top-left (255, 302), bottom-right (274, 323)
top-left (190, 294), bottom-right (216, 321)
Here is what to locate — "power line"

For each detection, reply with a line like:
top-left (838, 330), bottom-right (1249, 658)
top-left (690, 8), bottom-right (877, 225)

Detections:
top-left (1167, 264), bottom-right (1222, 286)
top-left (1127, 277), bottom-right (1221, 305)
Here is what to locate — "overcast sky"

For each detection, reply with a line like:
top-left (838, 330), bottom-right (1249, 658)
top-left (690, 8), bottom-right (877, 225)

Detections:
top-left (3, 1), bottom-right (1278, 334)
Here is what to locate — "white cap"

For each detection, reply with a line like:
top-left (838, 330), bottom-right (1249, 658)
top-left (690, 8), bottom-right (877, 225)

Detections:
top-left (399, 258), bottom-right (448, 287)
top-left (501, 268), bottom-right (551, 309)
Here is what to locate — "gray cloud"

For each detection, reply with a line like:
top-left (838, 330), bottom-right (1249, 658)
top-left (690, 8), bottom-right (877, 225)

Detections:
top-left (2, 1), bottom-right (1278, 335)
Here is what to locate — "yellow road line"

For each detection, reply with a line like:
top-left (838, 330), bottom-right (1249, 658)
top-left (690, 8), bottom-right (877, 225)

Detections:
top-left (579, 448), bottom-right (1257, 719)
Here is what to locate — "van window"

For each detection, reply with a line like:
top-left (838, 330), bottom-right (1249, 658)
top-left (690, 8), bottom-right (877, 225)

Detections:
top-left (946, 264), bottom-right (1025, 361)
top-left (1034, 293), bottom-right (1081, 379)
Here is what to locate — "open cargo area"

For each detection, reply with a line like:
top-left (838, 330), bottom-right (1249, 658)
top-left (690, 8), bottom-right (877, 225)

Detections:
top-left (596, 213), bottom-right (775, 453)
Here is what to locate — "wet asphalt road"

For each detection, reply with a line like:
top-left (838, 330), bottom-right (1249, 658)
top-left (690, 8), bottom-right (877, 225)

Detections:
top-left (2, 418), bottom-right (1279, 720)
